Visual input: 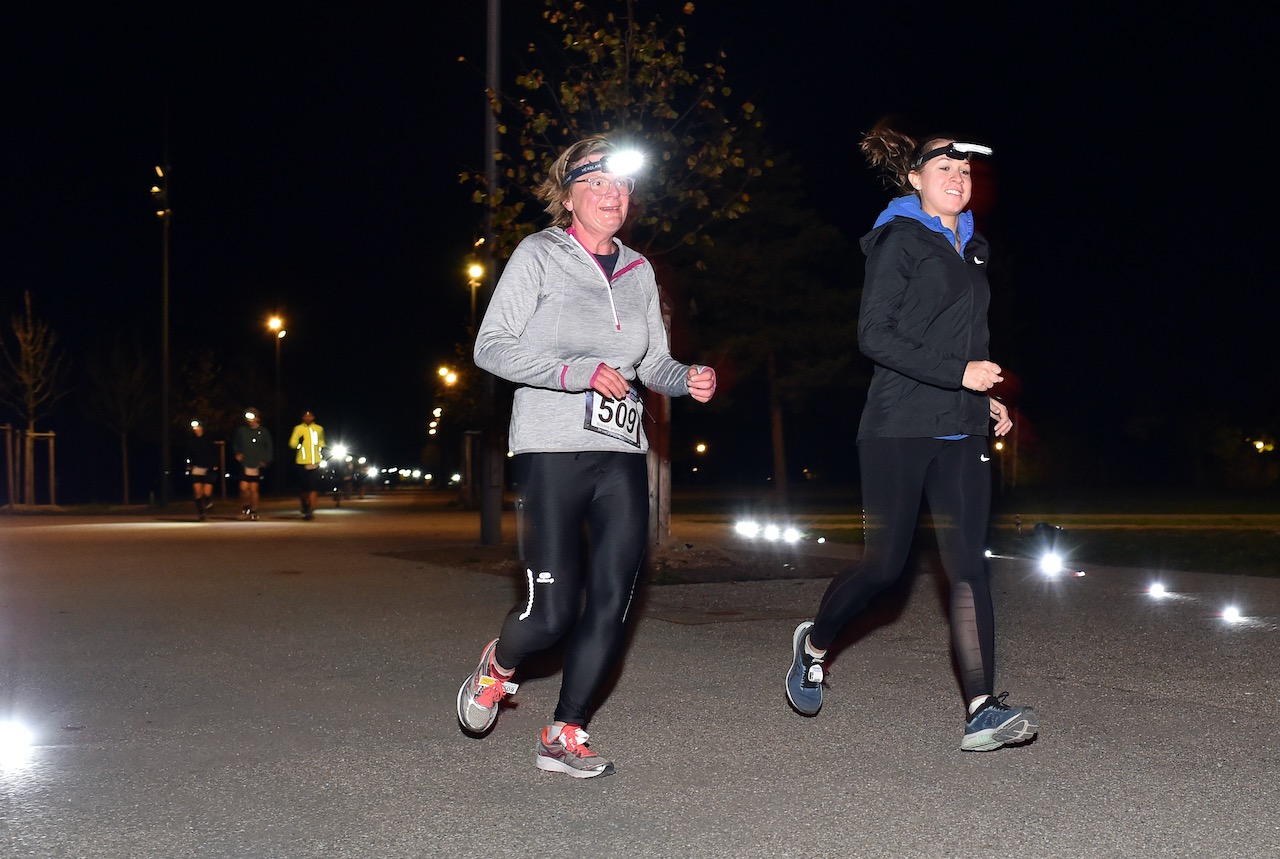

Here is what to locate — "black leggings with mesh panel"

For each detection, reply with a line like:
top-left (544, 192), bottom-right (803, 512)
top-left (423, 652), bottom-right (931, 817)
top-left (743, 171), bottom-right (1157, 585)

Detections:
top-left (809, 435), bottom-right (996, 702)
top-left (492, 451), bottom-right (649, 726)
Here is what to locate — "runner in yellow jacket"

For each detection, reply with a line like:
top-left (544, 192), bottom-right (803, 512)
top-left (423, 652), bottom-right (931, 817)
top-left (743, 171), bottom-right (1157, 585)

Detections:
top-left (289, 410), bottom-right (326, 519)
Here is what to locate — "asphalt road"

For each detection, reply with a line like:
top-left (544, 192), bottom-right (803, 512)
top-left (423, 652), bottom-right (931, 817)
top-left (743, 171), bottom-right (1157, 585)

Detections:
top-left (1, 493), bottom-right (1277, 858)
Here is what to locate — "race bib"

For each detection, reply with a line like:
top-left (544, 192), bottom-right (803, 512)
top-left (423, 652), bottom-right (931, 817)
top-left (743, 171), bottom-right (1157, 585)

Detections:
top-left (243, 466), bottom-right (260, 477)
top-left (190, 466), bottom-right (208, 476)
top-left (583, 388), bottom-right (643, 448)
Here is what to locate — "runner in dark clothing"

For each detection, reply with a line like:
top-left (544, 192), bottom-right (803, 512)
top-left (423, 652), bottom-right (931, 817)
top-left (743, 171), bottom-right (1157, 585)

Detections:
top-left (785, 120), bottom-right (1038, 752)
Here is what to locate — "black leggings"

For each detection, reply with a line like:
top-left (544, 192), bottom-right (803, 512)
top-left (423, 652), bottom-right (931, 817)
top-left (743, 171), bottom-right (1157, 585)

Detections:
top-left (809, 435), bottom-right (996, 702)
top-left (493, 451), bottom-right (649, 726)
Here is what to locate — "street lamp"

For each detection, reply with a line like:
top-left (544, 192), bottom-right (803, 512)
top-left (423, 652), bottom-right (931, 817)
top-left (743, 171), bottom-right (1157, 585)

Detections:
top-left (434, 371), bottom-right (456, 441)
top-left (692, 442), bottom-right (708, 475)
top-left (151, 166), bottom-right (172, 506)
top-left (268, 316), bottom-right (286, 479)
top-left (994, 405), bottom-right (1019, 493)
top-left (480, 0), bottom-right (502, 546)
top-left (466, 258), bottom-right (485, 331)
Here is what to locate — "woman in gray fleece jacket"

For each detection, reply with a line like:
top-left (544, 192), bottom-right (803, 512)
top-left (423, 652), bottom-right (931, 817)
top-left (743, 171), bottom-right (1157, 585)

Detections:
top-left (456, 135), bottom-right (717, 779)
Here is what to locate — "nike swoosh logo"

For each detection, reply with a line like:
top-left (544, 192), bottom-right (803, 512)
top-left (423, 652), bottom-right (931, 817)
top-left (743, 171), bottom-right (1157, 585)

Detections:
top-left (980, 454), bottom-right (991, 462)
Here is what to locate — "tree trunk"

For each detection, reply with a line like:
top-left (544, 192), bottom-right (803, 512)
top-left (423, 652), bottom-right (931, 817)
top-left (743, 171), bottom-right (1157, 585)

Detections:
top-left (647, 390), bottom-right (672, 547)
top-left (767, 351), bottom-right (789, 503)
top-left (120, 430), bottom-right (130, 505)
top-left (646, 301), bottom-right (676, 547)
top-left (23, 429), bottom-right (35, 505)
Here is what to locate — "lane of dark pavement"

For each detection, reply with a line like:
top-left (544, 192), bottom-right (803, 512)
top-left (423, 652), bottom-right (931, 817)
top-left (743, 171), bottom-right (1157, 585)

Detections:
top-left (2, 493), bottom-right (1277, 858)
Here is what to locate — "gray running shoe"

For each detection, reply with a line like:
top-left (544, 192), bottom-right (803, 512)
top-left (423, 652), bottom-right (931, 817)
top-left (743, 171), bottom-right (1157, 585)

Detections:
top-left (456, 639), bottom-right (517, 735)
top-left (785, 621), bottom-right (824, 715)
top-left (534, 724), bottom-right (615, 779)
top-left (962, 693), bottom-right (1039, 751)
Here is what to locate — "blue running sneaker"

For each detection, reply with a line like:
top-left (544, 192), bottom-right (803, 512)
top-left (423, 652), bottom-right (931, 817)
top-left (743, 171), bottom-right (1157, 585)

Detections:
top-left (785, 621), bottom-right (824, 715)
top-left (962, 693), bottom-right (1039, 751)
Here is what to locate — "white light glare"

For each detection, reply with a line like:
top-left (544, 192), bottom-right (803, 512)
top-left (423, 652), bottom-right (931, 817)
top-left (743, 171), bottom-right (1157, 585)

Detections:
top-left (1039, 552), bottom-right (1064, 576)
top-left (1148, 582), bottom-right (1168, 599)
top-left (1222, 605), bottom-right (1244, 623)
top-left (736, 519), bottom-right (802, 543)
top-left (607, 150), bottom-right (644, 176)
top-left (0, 720), bottom-right (35, 767)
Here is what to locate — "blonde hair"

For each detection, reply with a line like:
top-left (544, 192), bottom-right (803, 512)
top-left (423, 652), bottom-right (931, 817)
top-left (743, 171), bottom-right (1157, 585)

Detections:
top-left (534, 135), bottom-right (617, 228)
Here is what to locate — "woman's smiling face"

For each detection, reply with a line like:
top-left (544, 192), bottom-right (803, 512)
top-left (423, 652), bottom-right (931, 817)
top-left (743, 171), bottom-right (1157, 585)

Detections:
top-left (909, 140), bottom-right (973, 221)
top-left (564, 154), bottom-right (630, 238)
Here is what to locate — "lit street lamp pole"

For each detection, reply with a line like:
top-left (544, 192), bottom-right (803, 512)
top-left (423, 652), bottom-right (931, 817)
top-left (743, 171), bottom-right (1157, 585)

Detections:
top-left (466, 260), bottom-right (484, 332)
top-left (151, 166), bottom-right (172, 506)
top-left (480, 0), bottom-right (502, 545)
top-left (268, 316), bottom-right (286, 487)
top-left (463, 259), bottom-right (485, 508)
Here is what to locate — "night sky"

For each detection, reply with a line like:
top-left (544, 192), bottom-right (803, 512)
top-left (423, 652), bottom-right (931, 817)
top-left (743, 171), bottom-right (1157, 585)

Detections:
top-left (3, 4), bottom-right (1272, 501)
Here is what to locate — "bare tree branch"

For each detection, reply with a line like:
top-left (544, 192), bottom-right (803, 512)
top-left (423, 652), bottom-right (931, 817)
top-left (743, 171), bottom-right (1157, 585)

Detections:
top-left (0, 291), bottom-right (68, 432)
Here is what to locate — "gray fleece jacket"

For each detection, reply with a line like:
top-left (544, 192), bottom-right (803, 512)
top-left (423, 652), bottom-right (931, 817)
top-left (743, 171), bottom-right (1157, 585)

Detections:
top-left (474, 227), bottom-right (692, 455)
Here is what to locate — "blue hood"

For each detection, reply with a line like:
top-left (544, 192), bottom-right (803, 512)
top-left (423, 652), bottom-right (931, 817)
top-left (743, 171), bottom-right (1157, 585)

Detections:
top-left (872, 195), bottom-right (975, 253)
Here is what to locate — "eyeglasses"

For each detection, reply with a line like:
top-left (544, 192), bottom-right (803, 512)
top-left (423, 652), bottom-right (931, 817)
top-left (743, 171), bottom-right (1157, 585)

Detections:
top-left (573, 176), bottom-right (635, 196)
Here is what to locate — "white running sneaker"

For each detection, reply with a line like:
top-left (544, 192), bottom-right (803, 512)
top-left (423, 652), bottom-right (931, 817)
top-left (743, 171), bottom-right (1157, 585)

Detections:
top-left (534, 724), bottom-right (615, 779)
top-left (456, 639), bottom-right (517, 735)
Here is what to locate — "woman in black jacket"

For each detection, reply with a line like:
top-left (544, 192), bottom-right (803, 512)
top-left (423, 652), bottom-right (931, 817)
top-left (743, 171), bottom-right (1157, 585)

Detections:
top-left (785, 120), bottom-right (1038, 752)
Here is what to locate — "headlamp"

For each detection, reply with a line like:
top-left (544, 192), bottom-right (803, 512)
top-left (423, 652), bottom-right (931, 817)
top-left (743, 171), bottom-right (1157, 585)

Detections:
top-left (562, 151), bottom-right (644, 187)
top-left (911, 141), bottom-right (993, 171)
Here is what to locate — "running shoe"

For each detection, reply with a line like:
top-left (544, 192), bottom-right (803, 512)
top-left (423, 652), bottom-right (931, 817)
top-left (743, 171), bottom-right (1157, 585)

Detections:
top-left (456, 639), bottom-right (517, 735)
top-left (534, 724), bottom-right (615, 779)
top-left (962, 692), bottom-right (1039, 751)
top-left (785, 621), bottom-right (825, 715)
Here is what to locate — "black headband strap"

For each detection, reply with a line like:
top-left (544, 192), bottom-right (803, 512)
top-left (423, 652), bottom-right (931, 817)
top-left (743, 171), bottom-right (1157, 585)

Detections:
top-left (563, 159), bottom-right (608, 186)
top-left (910, 142), bottom-right (993, 171)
